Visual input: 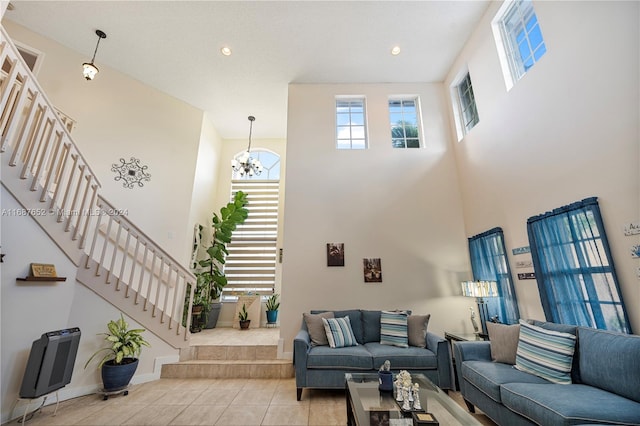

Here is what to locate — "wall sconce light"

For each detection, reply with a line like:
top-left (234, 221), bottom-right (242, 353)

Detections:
top-left (461, 280), bottom-right (498, 337)
top-left (82, 29), bottom-right (107, 80)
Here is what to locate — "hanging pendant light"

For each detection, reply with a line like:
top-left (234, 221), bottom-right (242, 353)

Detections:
top-left (231, 116), bottom-right (263, 177)
top-left (82, 29), bottom-right (107, 80)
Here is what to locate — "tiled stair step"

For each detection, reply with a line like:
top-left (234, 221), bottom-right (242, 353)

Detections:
top-left (160, 359), bottom-right (294, 379)
top-left (192, 344), bottom-right (278, 361)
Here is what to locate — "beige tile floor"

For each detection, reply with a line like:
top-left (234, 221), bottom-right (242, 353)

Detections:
top-left (9, 378), bottom-right (495, 426)
top-left (6, 328), bottom-right (495, 425)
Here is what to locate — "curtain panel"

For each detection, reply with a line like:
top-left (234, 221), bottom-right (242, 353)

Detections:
top-left (527, 197), bottom-right (631, 333)
top-left (468, 227), bottom-right (520, 324)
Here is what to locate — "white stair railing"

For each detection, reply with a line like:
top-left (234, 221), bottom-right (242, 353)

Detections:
top-left (0, 26), bottom-right (195, 348)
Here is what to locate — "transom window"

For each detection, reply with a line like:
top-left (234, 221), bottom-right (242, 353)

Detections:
top-left (454, 72), bottom-right (480, 138)
top-left (336, 98), bottom-right (367, 150)
top-left (493, 0), bottom-right (547, 89)
top-left (389, 98), bottom-right (421, 148)
top-left (231, 149), bottom-right (280, 180)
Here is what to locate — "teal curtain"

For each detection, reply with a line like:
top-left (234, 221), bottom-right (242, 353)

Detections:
top-left (468, 227), bottom-right (520, 324)
top-left (527, 197), bottom-right (631, 333)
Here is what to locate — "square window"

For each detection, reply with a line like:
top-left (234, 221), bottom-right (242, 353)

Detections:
top-left (493, 0), bottom-right (547, 90)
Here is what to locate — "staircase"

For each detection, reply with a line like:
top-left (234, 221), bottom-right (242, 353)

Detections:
top-left (162, 329), bottom-right (293, 379)
top-left (0, 25), bottom-right (197, 349)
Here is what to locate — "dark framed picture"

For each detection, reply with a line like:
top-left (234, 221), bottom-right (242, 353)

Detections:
top-left (327, 243), bottom-right (345, 267)
top-left (363, 258), bottom-right (382, 283)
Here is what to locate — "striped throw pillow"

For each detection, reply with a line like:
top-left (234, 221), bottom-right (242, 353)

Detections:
top-left (322, 316), bottom-right (358, 348)
top-left (380, 310), bottom-right (409, 348)
top-left (515, 320), bottom-right (577, 384)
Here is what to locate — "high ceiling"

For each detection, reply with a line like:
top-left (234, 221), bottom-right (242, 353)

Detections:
top-left (4, 1), bottom-right (490, 139)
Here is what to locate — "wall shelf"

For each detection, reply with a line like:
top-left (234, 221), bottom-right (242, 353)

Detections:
top-left (17, 277), bottom-right (67, 282)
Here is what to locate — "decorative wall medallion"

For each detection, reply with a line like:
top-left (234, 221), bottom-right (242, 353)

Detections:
top-left (112, 157), bottom-right (151, 189)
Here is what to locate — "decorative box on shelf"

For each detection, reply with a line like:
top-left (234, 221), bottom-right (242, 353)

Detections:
top-left (412, 412), bottom-right (439, 425)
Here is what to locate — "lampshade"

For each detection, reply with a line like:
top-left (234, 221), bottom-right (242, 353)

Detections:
top-left (461, 281), bottom-right (498, 298)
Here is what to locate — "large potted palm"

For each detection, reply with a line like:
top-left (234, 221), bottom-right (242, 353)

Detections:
top-left (189, 191), bottom-right (249, 329)
top-left (84, 314), bottom-right (150, 394)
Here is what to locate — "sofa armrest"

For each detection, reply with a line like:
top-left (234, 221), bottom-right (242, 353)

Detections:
top-left (294, 329), bottom-right (311, 384)
top-left (426, 332), bottom-right (454, 391)
top-left (452, 341), bottom-right (492, 392)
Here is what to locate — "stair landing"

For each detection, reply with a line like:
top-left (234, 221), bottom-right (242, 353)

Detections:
top-left (161, 327), bottom-right (294, 379)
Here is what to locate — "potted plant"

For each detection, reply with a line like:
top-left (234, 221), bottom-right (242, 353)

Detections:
top-left (188, 191), bottom-right (249, 329)
top-left (84, 314), bottom-right (150, 392)
top-left (265, 293), bottom-right (280, 324)
top-left (238, 303), bottom-right (251, 329)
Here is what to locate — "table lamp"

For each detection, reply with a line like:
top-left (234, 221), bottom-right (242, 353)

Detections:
top-left (461, 280), bottom-right (498, 337)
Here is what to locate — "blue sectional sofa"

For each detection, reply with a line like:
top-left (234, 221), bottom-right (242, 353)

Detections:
top-left (454, 320), bottom-right (640, 425)
top-left (293, 309), bottom-right (454, 401)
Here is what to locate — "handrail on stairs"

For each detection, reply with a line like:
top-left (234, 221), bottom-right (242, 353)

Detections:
top-left (0, 25), bottom-right (195, 348)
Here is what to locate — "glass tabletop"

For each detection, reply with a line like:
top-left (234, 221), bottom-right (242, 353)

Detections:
top-left (345, 372), bottom-right (481, 426)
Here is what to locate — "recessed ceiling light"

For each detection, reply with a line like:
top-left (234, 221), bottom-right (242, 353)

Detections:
top-left (391, 46), bottom-right (401, 56)
top-left (221, 46), bottom-right (232, 56)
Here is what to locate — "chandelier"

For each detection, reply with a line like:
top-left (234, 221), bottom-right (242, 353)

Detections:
top-left (231, 116), bottom-right (263, 177)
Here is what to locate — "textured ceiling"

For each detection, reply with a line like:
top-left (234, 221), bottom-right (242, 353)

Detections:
top-left (5, 1), bottom-right (490, 139)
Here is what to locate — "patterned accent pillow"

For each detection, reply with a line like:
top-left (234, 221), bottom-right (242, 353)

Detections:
top-left (322, 316), bottom-right (359, 348)
top-left (380, 310), bottom-right (409, 348)
top-left (515, 320), bottom-right (577, 384)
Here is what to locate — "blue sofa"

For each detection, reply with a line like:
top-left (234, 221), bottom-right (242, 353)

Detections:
top-left (454, 321), bottom-right (640, 425)
top-left (293, 309), bottom-right (454, 401)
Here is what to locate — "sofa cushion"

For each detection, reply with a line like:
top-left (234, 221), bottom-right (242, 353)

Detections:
top-left (362, 310), bottom-right (381, 343)
top-left (407, 314), bottom-right (430, 348)
top-left (323, 316), bottom-right (358, 348)
top-left (487, 322), bottom-right (520, 365)
top-left (303, 311), bottom-right (334, 346)
top-left (515, 320), bottom-right (576, 384)
top-left (461, 360), bottom-right (549, 403)
top-left (306, 345), bottom-right (373, 370)
top-left (501, 382), bottom-right (640, 426)
top-left (365, 342), bottom-right (438, 370)
top-left (380, 310), bottom-right (409, 348)
top-left (578, 327), bottom-right (640, 403)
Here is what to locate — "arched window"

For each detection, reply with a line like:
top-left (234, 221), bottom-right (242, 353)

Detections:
top-left (231, 149), bottom-right (280, 180)
top-left (224, 149), bottom-right (281, 299)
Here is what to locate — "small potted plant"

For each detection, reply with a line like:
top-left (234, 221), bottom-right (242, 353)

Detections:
top-left (84, 313), bottom-right (150, 393)
top-left (238, 303), bottom-right (251, 329)
top-left (265, 293), bottom-right (280, 324)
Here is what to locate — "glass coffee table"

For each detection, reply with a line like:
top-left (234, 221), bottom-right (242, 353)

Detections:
top-left (345, 372), bottom-right (481, 426)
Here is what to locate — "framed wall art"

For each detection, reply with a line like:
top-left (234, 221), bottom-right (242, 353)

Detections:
top-left (363, 258), bottom-right (382, 283)
top-left (327, 243), bottom-right (345, 267)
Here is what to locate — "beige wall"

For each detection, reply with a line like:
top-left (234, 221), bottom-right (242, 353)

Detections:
top-left (280, 83), bottom-right (474, 355)
top-left (4, 20), bottom-right (206, 265)
top-left (444, 1), bottom-right (640, 329)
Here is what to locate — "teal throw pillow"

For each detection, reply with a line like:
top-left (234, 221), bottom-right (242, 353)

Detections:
top-left (322, 316), bottom-right (358, 348)
top-left (380, 310), bottom-right (409, 348)
top-left (515, 320), bottom-right (576, 384)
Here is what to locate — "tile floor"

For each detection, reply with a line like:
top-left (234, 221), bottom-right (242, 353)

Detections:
top-left (6, 328), bottom-right (496, 425)
top-left (9, 378), bottom-right (496, 425)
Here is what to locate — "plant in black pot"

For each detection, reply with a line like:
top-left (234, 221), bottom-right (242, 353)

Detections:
top-left (238, 303), bottom-right (251, 329)
top-left (84, 314), bottom-right (150, 393)
top-left (188, 191), bottom-right (249, 329)
top-left (265, 293), bottom-right (280, 325)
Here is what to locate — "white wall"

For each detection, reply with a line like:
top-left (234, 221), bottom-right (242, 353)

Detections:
top-left (444, 1), bottom-right (640, 330)
top-left (280, 83), bottom-right (474, 355)
top-left (1, 188), bottom-right (178, 424)
top-left (3, 20), bottom-right (206, 266)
